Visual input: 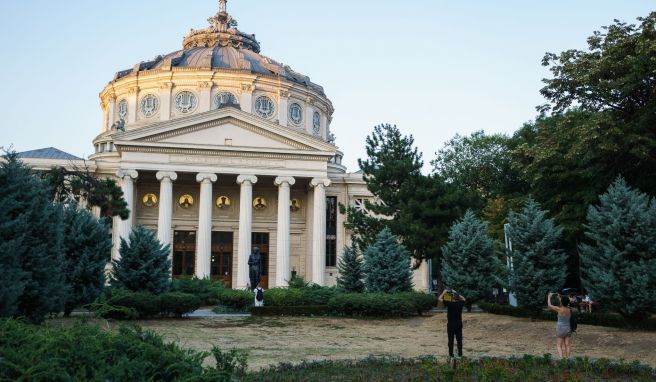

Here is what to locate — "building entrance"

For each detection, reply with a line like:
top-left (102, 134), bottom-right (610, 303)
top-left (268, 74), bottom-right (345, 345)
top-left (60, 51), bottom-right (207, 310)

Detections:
top-left (211, 231), bottom-right (233, 288)
top-left (173, 231), bottom-right (196, 278)
top-left (252, 232), bottom-right (269, 288)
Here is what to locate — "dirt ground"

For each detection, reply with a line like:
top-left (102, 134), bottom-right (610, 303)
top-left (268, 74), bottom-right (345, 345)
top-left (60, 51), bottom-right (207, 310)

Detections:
top-left (131, 313), bottom-right (656, 370)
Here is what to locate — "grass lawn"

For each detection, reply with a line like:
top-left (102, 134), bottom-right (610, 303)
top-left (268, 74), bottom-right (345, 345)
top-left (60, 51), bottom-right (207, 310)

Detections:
top-left (56, 312), bottom-right (656, 371)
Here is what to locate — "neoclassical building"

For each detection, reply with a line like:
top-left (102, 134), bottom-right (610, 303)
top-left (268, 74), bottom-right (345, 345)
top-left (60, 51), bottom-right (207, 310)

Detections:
top-left (19, 1), bottom-right (429, 290)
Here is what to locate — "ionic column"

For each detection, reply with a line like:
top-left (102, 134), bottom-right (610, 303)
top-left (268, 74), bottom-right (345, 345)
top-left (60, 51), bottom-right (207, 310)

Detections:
top-left (198, 81), bottom-right (213, 112)
top-left (156, 171), bottom-right (177, 248)
top-left (274, 176), bottom-right (295, 287)
top-left (310, 178), bottom-right (331, 285)
top-left (127, 87), bottom-right (139, 124)
top-left (115, 169), bottom-right (138, 260)
top-left (278, 90), bottom-right (289, 126)
top-left (105, 96), bottom-right (116, 132)
top-left (196, 173), bottom-right (217, 279)
top-left (240, 84), bottom-right (254, 113)
top-left (236, 175), bottom-right (258, 288)
top-left (159, 82), bottom-right (173, 122)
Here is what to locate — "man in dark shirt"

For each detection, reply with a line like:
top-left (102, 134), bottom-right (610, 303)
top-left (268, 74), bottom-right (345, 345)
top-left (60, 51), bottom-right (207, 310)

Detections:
top-left (438, 288), bottom-right (466, 358)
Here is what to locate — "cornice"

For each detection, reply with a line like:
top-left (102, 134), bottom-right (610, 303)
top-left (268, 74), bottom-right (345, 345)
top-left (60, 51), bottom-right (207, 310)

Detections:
top-left (115, 145), bottom-right (331, 162)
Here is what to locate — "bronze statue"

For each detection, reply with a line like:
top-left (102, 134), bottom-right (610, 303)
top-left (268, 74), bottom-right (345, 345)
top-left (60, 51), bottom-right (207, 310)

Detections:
top-left (248, 247), bottom-right (262, 289)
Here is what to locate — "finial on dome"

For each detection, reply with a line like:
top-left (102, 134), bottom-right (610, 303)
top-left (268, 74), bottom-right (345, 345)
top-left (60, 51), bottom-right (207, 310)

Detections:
top-left (219, 0), bottom-right (227, 14)
top-left (208, 0), bottom-right (237, 32)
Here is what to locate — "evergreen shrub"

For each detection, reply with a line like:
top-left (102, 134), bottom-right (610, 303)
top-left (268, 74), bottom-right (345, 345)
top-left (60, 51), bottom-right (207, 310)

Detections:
top-left (363, 228), bottom-right (414, 293)
top-left (250, 305), bottom-right (333, 316)
top-left (159, 292), bottom-right (202, 318)
top-left (263, 288), bottom-right (304, 306)
top-left (0, 319), bottom-right (238, 381)
top-left (217, 289), bottom-right (253, 311)
top-left (94, 289), bottom-right (161, 319)
top-left (328, 293), bottom-right (431, 317)
top-left (170, 277), bottom-right (224, 305)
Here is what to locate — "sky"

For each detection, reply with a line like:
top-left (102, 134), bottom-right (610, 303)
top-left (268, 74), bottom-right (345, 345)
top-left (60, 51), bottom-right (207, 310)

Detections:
top-left (0, 1), bottom-right (653, 172)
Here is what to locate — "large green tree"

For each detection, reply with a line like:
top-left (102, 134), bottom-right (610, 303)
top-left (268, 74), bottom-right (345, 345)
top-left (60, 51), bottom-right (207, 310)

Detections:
top-left (363, 228), bottom-right (414, 293)
top-left (580, 177), bottom-right (656, 323)
top-left (111, 226), bottom-right (171, 295)
top-left (44, 166), bottom-right (129, 225)
top-left (441, 210), bottom-right (501, 310)
top-left (341, 124), bottom-right (472, 266)
top-left (61, 203), bottom-right (112, 316)
top-left (0, 152), bottom-right (66, 323)
top-left (507, 199), bottom-right (566, 315)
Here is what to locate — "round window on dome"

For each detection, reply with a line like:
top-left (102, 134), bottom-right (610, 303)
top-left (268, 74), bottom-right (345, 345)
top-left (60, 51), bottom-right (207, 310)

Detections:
top-left (288, 103), bottom-right (303, 125)
top-left (312, 111), bottom-right (321, 135)
top-left (175, 91), bottom-right (198, 114)
top-left (215, 92), bottom-right (239, 109)
top-left (140, 94), bottom-right (160, 118)
top-left (254, 96), bottom-right (275, 119)
top-left (117, 100), bottom-right (128, 120)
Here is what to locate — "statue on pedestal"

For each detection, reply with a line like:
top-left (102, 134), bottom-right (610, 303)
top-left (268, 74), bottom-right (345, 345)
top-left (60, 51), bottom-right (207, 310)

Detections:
top-left (248, 247), bottom-right (262, 290)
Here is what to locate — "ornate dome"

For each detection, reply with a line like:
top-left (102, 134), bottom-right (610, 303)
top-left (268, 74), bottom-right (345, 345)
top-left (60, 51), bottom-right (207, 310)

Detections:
top-left (111, 0), bottom-right (324, 95)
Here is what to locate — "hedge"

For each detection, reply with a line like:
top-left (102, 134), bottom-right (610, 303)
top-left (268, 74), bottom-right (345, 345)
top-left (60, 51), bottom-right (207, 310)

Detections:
top-left (90, 289), bottom-right (200, 319)
top-left (479, 302), bottom-right (656, 331)
top-left (250, 305), bottom-right (333, 316)
top-left (0, 319), bottom-right (243, 381)
top-left (217, 289), bottom-right (253, 311)
top-left (170, 277), bottom-right (225, 305)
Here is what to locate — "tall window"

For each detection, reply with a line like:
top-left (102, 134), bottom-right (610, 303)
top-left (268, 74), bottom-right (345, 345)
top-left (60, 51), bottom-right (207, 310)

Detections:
top-left (326, 196), bottom-right (337, 267)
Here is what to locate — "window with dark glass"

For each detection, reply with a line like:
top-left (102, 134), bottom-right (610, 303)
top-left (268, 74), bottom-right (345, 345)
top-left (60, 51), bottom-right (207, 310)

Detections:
top-left (211, 232), bottom-right (233, 287)
top-left (326, 196), bottom-right (337, 267)
top-left (173, 231), bottom-right (196, 278)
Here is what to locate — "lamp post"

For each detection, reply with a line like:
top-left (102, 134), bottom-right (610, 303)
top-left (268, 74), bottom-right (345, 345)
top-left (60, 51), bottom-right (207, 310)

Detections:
top-left (504, 223), bottom-right (518, 307)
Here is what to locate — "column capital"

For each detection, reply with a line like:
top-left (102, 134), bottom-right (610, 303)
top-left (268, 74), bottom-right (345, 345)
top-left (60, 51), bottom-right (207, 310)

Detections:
top-left (116, 169), bottom-right (138, 180)
top-left (196, 173), bottom-right (218, 183)
top-left (274, 176), bottom-right (296, 187)
top-left (237, 174), bottom-right (258, 185)
top-left (310, 178), bottom-right (331, 188)
top-left (156, 171), bottom-right (178, 182)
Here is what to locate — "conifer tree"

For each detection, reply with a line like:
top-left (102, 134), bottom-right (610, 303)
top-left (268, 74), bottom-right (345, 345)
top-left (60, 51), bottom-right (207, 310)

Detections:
top-left (441, 210), bottom-right (500, 310)
top-left (0, 151), bottom-right (65, 323)
top-left (62, 203), bottom-right (112, 316)
top-left (580, 177), bottom-right (656, 323)
top-left (507, 198), bottom-right (566, 315)
top-left (111, 225), bottom-right (171, 295)
top-left (336, 246), bottom-right (365, 293)
top-left (363, 228), bottom-right (413, 293)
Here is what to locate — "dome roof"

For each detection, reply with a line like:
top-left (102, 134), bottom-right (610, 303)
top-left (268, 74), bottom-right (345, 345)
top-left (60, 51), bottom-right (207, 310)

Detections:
top-left (112, 0), bottom-right (324, 95)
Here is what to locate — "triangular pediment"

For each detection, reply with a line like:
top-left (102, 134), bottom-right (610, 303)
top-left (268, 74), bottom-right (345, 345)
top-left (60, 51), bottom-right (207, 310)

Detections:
top-left (112, 108), bottom-right (336, 156)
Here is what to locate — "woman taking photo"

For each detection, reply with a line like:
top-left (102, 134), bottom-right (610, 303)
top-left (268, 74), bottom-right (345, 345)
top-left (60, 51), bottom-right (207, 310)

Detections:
top-left (547, 292), bottom-right (572, 358)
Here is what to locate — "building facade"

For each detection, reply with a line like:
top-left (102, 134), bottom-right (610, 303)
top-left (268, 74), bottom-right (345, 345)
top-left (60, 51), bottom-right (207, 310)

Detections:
top-left (19, 1), bottom-right (430, 290)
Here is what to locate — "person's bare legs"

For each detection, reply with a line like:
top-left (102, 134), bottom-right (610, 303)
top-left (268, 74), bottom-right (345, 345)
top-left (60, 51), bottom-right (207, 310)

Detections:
top-left (556, 337), bottom-right (563, 358)
top-left (565, 336), bottom-right (572, 358)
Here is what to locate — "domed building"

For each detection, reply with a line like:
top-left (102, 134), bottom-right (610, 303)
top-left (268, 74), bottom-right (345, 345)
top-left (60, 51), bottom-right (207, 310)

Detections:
top-left (20, 1), bottom-right (429, 290)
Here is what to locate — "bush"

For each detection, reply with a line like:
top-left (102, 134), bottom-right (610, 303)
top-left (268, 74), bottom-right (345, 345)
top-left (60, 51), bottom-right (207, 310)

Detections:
top-left (93, 288), bottom-right (161, 319)
top-left (396, 292), bottom-right (437, 315)
top-left (300, 285), bottom-right (342, 305)
top-left (263, 288), bottom-right (305, 306)
top-left (159, 292), bottom-right (202, 318)
top-left (170, 277), bottom-right (224, 305)
top-left (0, 319), bottom-right (238, 381)
top-left (217, 289), bottom-right (253, 311)
top-left (287, 275), bottom-right (310, 289)
top-left (250, 305), bottom-right (333, 316)
top-left (478, 302), bottom-right (656, 331)
top-left (328, 293), bottom-right (416, 317)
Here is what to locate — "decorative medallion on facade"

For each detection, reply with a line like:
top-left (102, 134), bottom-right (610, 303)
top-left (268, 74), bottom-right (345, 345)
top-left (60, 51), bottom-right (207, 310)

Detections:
top-left (215, 92), bottom-right (239, 109)
top-left (142, 193), bottom-right (158, 207)
top-left (175, 91), bottom-right (198, 114)
top-left (254, 96), bottom-right (275, 119)
top-left (290, 198), bottom-right (301, 212)
top-left (216, 195), bottom-right (231, 209)
top-left (117, 100), bottom-right (128, 120)
top-left (288, 103), bottom-right (303, 125)
top-left (312, 111), bottom-right (321, 135)
top-left (178, 194), bottom-right (194, 209)
top-left (140, 94), bottom-right (160, 117)
top-left (253, 196), bottom-right (267, 210)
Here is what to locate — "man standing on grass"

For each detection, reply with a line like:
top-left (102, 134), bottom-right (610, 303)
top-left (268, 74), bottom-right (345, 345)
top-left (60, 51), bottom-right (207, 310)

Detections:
top-left (438, 288), bottom-right (467, 358)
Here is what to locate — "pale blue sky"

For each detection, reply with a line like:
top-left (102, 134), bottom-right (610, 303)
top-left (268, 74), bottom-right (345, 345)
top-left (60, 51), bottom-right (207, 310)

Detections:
top-left (0, 1), bottom-right (653, 172)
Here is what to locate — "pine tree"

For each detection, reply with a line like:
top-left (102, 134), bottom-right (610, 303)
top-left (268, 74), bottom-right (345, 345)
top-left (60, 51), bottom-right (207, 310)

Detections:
top-left (507, 198), bottom-right (566, 315)
top-left (580, 177), bottom-right (656, 323)
top-left (363, 228), bottom-right (414, 293)
top-left (62, 203), bottom-right (112, 316)
top-left (111, 225), bottom-right (171, 295)
top-left (0, 151), bottom-right (66, 323)
top-left (441, 210), bottom-right (501, 310)
top-left (336, 246), bottom-right (365, 293)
